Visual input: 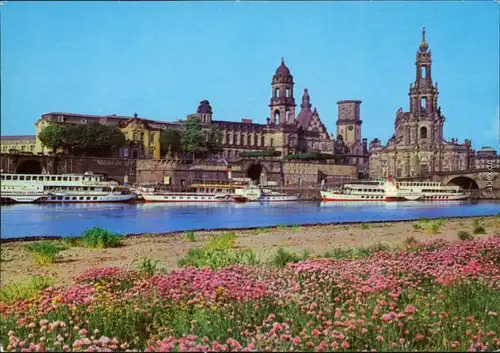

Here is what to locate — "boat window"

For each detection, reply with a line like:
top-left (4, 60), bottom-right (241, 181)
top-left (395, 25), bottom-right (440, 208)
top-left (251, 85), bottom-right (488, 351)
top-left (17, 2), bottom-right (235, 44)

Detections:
top-left (75, 177), bottom-right (80, 181)
top-left (19, 176), bottom-right (25, 181)
top-left (86, 197), bottom-right (91, 200)
top-left (0, 175), bottom-right (4, 180)
top-left (79, 197), bottom-right (84, 200)
top-left (26, 176), bottom-right (31, 181)
top-left (57, 177), bottom-right (62, 181)
top-left (65, 197), bottom-right (70, 200)
top-left (51, 176), bottom-right (56, 181)
top-left (57, 196), bottom-right (63, 201)
top-left (62, 177), bottom-right (67, 181)
top-left (93, 197), bottom-right (97, 200)
top-left (180, 197), bottom-right (183, 199)
top-left (72, 197), bottom-right (77, 200)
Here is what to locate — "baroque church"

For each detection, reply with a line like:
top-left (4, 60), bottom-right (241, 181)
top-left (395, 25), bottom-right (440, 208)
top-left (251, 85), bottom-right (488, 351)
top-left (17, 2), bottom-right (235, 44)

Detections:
top-left (369, 28), bottom-right (473, 178)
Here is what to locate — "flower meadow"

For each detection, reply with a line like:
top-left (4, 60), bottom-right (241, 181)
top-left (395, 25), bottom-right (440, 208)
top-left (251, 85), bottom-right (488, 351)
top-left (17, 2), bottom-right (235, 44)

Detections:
top-left (1, 235), bottom-right (500, 352)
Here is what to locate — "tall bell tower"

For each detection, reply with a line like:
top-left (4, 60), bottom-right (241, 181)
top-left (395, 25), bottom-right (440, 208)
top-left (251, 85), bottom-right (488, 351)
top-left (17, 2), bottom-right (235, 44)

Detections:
top-left (269, 58), bottom-right (296, 125)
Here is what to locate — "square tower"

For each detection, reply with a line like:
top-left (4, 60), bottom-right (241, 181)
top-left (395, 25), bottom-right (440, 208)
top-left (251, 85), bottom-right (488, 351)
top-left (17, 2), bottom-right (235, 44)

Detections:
top-left (336, 100), bottom-right (362, 149)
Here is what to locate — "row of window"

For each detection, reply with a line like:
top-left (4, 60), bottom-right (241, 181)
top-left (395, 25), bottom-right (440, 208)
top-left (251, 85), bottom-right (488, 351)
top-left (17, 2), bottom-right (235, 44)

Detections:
top-left (53, 196), bottom-right (99, 201)
top-left (1, 145), bottom-right (35, 152)
top-left (1, 175), bottom-right (83, 182)
top-left (224, 134), bottom-right (265, 147)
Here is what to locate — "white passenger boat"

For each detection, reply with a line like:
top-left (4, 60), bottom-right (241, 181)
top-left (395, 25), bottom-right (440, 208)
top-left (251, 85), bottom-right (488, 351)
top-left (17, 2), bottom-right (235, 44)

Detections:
top-left (259, 188), bottom-right (300, 202)
top-left (321, 178), bottom-right (469, 202)
top-left (0, 172), bottom-right (136, 203)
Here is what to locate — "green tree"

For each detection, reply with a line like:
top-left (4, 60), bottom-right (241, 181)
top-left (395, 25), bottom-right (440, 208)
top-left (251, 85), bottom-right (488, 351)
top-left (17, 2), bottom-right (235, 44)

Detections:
top-left (204, 124), bottom-right (223, 156)
top-left (38, 125), bottom-right (67, 152)
top-left (180, 117), bottom-right (205, 161)
top-left (160, 129), bottom-right (183, 156)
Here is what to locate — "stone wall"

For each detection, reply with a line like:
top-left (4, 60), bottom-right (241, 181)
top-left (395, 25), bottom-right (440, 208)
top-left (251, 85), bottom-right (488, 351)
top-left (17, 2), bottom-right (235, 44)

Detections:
top-left (54, 156), bottom-right (137, 183)
top-left (283, 161), bottom-right (358, 185)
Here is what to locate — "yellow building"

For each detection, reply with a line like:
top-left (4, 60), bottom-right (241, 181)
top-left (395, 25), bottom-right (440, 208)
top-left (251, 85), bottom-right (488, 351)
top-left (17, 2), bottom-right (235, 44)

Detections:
top-left (35, 112), bottom-right (180, 159)
top-left (0, 135), bottom-right (36, 154)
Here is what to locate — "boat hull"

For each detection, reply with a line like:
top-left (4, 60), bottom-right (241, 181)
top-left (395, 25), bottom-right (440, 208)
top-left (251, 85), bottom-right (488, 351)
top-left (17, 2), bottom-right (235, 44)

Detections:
top-left (141, 193), bottom-right (234, 203)
top-left (258, 195), bottom-right (300, 202)
top-left (0, 194), bottom-right (48, 203)
top-left (43, 194), bottom-right (136, 203)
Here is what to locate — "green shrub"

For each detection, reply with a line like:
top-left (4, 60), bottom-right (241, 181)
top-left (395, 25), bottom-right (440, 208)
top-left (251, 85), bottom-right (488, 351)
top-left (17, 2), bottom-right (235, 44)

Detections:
top-left (80, 227), bottom-right (123, 248)
top-left (458, 231), bottom-right (474, 241)
top-left (473, 225), bottom-right (486, 235)
top-left (0, 276), bottom-right (55, 302)
top-left (276, 224), bottom-right (287, 231)
top-left (360, 223), bottom-right (370, 230)
top-left (291, 224), bottom-right (300, 232)
top-left (184, 231), bottom-right (197, 242)
top-left (204, 232), bottom-right (236, 250)
top-left (132, 258), bottom-right (161, 277)
top-left (412, 223), bottom-right (422, 230)
top-left (425, 221), bottom-right (441, 234)
top-left (270, 247), bottom-right (309, 269)
top-left (25, 242), bottom-right (62, 265)
top-left (323, 247), bottom-right (356, 260)
top-left (177, 248), bottom-right (259, 269)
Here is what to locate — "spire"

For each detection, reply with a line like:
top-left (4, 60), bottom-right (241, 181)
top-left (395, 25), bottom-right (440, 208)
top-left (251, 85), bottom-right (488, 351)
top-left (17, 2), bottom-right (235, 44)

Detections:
top-left (281, 57), bottom-right (285, 65)
top-left (301, 88), bottom-right (312, 112)
top-left (419, 26), bottom-right (429, 52)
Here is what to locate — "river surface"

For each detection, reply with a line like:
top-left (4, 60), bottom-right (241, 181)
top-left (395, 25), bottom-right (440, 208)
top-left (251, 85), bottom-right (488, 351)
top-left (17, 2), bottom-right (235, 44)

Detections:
top-left (1, 201), bottom-right (499, 239)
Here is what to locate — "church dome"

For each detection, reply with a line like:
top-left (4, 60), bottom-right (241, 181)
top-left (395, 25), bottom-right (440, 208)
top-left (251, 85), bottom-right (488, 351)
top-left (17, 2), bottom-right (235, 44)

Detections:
top-left (275, 57), bottom-right (292, 77)
top-left (197, 100), bottom-right (213, 114)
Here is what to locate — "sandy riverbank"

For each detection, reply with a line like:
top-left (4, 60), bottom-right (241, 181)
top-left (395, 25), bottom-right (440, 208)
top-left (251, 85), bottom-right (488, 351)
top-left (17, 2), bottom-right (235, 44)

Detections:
top-left (1, 216), bottom-right (499, 287)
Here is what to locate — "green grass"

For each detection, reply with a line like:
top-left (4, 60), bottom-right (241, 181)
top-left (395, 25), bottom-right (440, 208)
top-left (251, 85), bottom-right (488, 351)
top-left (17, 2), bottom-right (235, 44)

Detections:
top-left (80, 227), bottom-right (123, 249)
top-left (60, 236), bottom-right (82, 248)
top-left (290, 224), bottom-right (301, 232)
top-left (457, 230), bottom-right (474, 241)
top-left (204, 232), bottom-right (237, 250)
top-left (360, 223), bottom-right (371, 230)
top-left (132, 258), bottom-right (163, 277)
top-left (25, 241), bottom-right (63, 265)
top-left (472, 219), bottom-right (487, 234)
top-left (412, 223), bottom-right (423, 230)
top-left (184, 231), bottom-right (197, 242)
top-left (269, 247), bottom-right (309, 268)
top-left (322, 242), bottom-right (392, 260)
top-left (403, 235), bottom-right (418, 247)
top-left (177, 248), bottom-right (259, 269)
top-left (0, 276), bottom-right (55, 302)
top-left (276, 224), bottom-right (287, 231)
top-left (426, 221), bottom-right (442, 234)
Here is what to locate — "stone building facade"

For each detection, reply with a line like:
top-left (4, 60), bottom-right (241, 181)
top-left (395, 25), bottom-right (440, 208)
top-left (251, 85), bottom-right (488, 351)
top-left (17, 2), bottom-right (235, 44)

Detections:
top-left (369, 28), bottom-right (473, 179)
top-left (34, 113), bottom-right (179, 159)
top-left (0, 135), bottom-right (36, 154)
top-left (474, 146), bottom-right (500, 169)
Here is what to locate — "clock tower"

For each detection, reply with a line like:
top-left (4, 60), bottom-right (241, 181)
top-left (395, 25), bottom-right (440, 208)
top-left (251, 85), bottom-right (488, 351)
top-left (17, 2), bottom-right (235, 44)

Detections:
top-left (336, 100), bottom-right (363, 155)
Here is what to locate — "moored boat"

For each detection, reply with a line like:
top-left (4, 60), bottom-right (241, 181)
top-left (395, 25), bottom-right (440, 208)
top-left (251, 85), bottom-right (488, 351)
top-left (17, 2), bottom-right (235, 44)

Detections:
top-left (0, 172), bottom-right (136, 203)
top-left (321, 178), bottom-right (469, 202)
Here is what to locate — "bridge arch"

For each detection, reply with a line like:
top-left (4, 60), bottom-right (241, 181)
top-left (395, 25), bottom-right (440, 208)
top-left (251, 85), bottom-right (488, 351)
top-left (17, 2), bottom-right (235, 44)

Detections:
top-left (445, 176), bottom-right (479, 190)
top-left (16, 159), bottom-right (43, 174)
top-left (244, 161), bottom-right (269, 183)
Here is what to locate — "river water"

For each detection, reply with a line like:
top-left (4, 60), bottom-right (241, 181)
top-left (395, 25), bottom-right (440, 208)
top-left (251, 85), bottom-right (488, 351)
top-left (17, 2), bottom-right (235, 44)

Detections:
top-left (1, 201), bottom-right (499, 239)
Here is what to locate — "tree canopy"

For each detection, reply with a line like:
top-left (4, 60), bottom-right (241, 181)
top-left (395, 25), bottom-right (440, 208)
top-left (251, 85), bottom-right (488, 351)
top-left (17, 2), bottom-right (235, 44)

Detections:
top-left (180, 117), bottom-right (205, 158)
top-left (160, 129), bottom-right (182, 155)
top-left (39, 123), bottom-right (126, 156)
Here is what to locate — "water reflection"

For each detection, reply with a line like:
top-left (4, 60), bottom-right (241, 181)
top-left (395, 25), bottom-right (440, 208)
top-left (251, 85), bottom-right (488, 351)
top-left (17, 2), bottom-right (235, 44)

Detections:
top-left (1, 201), bottom-right (498, 239)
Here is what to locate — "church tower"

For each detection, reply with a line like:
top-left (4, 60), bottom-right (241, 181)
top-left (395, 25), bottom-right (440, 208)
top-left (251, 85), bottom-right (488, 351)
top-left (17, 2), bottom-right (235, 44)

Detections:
top-left (336, 100), bottom-right (363, 155)
top-left (269, 58), bottom-right (296, 125)
top-left (407, 27), bottom-right (444, 147)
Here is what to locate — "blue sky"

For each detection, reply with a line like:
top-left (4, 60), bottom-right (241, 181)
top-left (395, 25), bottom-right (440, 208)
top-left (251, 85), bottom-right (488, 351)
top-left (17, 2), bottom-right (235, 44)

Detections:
top-left (1, 1), bottom-right (499, 150)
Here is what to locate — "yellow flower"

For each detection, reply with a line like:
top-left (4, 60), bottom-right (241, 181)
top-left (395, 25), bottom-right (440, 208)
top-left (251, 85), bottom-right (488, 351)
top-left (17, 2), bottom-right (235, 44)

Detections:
top-left (216, 287), bottom-right (224, 295)
top-left (210, 305), bottom-right (218, 311)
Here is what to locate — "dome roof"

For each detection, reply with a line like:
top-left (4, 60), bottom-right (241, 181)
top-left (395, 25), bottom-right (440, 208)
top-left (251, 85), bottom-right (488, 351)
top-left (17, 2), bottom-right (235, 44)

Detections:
top-left (275, 57), bottom-right (292, 77)
top-left (197, 100), bottom-right (213, 114)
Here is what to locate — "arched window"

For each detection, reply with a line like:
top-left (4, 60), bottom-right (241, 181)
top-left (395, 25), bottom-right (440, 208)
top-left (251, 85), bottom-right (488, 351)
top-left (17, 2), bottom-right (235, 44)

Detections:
top-left (286, 88), bottom-right (290, 97)
top-left (285, 110), bottom-right (290, 122)
top-left (254, 134), bottom-right (258, 146)
top-left (420, 66), bottom-right (427, 79)
top-left (275, 88), bottom-right (280, 97)
top-left (274, 111), bottom-right (280, 124)
top-left (261, 135), bottom-right (265, 146)
top-left (235, 134), bottom-right (239, 145)
top-left (226, 132), bottom-right (232, 145)
top-left (420, 126), bottom-right (428, 139)
top-left (241, 133), bottom-right (246, 146)
top-left (247, 134), bottom-right (252, 146)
